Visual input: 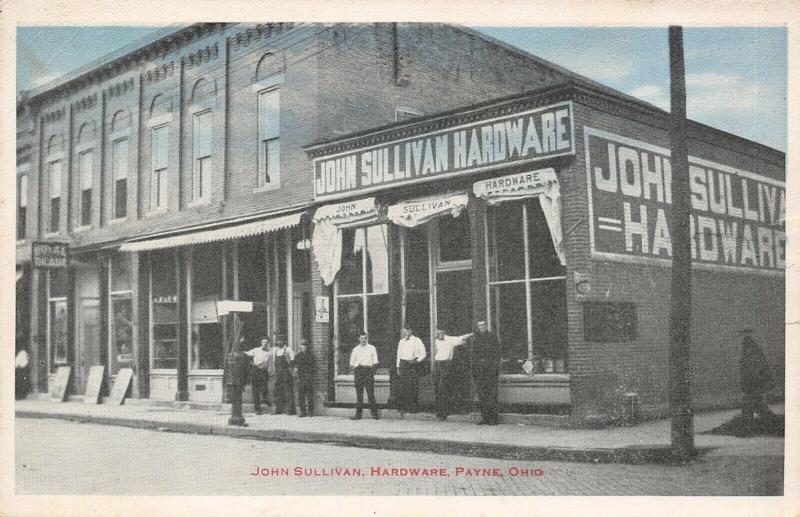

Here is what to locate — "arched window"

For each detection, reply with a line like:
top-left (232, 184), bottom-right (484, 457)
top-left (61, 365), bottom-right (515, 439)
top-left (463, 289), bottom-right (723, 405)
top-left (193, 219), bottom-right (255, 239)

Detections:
top-left (47, 134), bottom-right (64, 156)
top-left (77, 122), bottom-right (96, 145)
top-left (149, 94), bottom-right (173, 119)
top-left (111, 110), bottom-right (131, 132)
top-left (255, 52), bottom-right (285, 82)
top-left (191, 78), bottom-right (216, 105)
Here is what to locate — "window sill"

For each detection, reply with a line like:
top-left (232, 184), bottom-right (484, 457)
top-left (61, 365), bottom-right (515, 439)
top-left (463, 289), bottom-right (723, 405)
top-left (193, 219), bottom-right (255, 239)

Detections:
top-left (16, 239), bottom-right (26, 246)
top-left (147, 206), bottom-right (168, 216)
top-left (109, 217), bottom-right (128, 225)
top-left (74, 225), bottom-right (91, 233)
top-left (252, 184), bottom-right (280, 194)
top-left (189, 369), bottom-right (224, 376)
top-left (44, 232), bottom-right (61, 239)
top-left (150, 369), bottom-right (178, 375)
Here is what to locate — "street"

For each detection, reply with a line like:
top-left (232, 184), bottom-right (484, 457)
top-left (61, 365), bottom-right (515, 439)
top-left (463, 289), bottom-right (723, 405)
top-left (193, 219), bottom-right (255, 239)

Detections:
top-left (15, 418), bottom-right (782, 496)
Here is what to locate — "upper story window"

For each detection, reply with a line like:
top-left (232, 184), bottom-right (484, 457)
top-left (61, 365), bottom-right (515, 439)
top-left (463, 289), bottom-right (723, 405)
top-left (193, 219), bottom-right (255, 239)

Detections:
top-left (17, 173), bottom-right (28, 240)
top-left (112, 139), bottom-right (129, 220)
top-left (151, 125), bottom-right (169, 210)
top-left (76, 122), bottom-right (96, 228)
top-left (48, 160), bottom-right (62, 233)
top-left (192, 110), bottom-right (212, 202)
top-left (257, 88), bottom-right (280, 189)
top-left (78, 150), bottom-right (94, 227)
top-left (110, 110), bottom-right (131, 220)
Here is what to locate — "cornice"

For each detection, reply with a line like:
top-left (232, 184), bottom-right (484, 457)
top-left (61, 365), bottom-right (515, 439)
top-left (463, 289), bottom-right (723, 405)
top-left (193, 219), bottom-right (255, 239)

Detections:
top-left (229, 23), bottom-right (296, 53)
top-left (183, 42), bottom-right (220, 70)
top-left (71, 92), bottom-right (98, 113)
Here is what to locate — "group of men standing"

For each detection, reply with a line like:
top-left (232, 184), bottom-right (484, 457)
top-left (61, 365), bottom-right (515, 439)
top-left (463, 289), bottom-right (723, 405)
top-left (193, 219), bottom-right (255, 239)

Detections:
top-left (348, 320), bottom-right (502, 425)
top-left (243, 335), bottom-right (316, 417)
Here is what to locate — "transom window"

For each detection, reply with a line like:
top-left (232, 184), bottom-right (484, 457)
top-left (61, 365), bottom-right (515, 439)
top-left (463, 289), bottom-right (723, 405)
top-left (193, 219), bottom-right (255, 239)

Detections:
top-left (257, 88), bottom-right (280, 188)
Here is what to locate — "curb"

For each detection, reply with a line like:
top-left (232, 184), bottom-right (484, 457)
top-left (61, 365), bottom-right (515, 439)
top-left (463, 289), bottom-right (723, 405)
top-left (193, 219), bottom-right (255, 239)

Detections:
top-left (16, 410), bottom-right (708, 465)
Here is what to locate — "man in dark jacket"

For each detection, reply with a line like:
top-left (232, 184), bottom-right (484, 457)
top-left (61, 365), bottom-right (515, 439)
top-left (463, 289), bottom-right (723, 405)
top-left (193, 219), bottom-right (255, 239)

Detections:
top-left (294, 339), bottom-right (316, 417)
top-left (470, 320), bottom-right (501, 425)
top-left (739, 328), bottom-right (775, 424)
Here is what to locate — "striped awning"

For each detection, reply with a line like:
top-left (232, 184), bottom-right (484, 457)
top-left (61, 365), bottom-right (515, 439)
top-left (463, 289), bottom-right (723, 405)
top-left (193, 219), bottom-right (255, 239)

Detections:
top-left (119, 212), bottom-right (303, 252)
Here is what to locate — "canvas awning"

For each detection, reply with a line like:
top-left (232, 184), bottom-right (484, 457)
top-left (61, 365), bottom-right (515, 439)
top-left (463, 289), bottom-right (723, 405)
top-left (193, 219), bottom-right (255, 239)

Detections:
top-left (118, 212), bottom-right (303, 252)
top-left (311, 197), bottom-right (380, 286)
top-left (386, 190), bottom-right (468, 228)
top-left (473, 168), bottom-right (565, 265)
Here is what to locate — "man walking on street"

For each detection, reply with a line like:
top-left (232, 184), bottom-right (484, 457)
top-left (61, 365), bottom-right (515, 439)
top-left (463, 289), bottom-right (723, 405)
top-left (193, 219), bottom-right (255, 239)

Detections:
top-left (739, 328), bottom-right (775, 425)
top-left (433, 327), bottom-right (472, 421)
top-left (273, 335), bottom-right (295, 415)
top-left (471, 320), bottom-right (501, 425)
top-left (350, 333), bottom-right (380, 420)
top-left (395, 325), bottom-right (426, 416)
top-left (243, 336), bottom-right (273, 415)
top-left (294, 339), bottom-right (316, 417)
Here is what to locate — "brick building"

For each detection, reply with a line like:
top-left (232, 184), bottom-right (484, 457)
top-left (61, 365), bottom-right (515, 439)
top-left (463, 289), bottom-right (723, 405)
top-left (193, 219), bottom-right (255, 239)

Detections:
top-left (16, 23), bottom-right (784, 423)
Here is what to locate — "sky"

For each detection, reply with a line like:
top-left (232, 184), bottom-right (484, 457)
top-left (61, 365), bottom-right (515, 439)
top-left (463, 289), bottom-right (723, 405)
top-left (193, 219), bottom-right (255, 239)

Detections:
top-left (16, 25), bottom-right (787, 151)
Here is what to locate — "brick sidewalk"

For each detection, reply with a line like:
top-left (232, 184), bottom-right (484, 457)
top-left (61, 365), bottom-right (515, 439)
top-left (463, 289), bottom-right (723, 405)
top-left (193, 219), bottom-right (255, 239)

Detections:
top-left (14, 399), bottom-right (784, 464)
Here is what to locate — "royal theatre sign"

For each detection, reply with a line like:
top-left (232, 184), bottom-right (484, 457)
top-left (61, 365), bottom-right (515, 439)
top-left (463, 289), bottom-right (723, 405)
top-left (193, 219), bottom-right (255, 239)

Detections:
top-left (314, 101), bottom-right (575, 201)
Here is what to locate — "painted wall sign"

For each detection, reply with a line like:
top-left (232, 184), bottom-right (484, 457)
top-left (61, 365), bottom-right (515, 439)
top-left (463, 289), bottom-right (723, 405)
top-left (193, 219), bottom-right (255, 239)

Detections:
top-left (584, 127), bottom-right (786, 274)
top-left (32, 241), bottom-right (69, 269)
top-left (314, 101), bottom-right (575, 201)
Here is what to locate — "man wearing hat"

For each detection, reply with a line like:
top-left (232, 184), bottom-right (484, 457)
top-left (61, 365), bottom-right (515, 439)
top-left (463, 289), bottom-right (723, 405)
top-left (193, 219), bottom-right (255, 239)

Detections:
top-left (470, 320), bottom-right (501, 425)
top-left (739, 328), bottom-right (776, 424)
top-left (272, 334), bottom-right (296, 415)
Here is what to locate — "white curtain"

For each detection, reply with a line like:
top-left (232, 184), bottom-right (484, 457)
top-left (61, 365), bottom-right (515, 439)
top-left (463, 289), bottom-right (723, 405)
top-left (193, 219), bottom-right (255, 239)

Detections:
top-left (386, 191), bottom-right (468, 228)
top-left (312, 221), bottom-right (342, 286)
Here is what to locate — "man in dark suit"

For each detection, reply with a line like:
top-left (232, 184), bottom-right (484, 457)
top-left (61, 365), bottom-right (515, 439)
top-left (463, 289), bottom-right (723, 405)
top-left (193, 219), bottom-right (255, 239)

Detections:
top-left (470, 320), bottom-right (501, 425)
top-left (739, 328), bottom-right (775, 424)
top-left (294, 339), bottom-right (316, 417)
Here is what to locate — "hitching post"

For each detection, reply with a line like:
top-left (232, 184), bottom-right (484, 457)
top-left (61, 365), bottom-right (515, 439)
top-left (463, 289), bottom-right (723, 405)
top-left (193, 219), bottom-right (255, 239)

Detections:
top-left (668, 25), bottom-right (695, 460)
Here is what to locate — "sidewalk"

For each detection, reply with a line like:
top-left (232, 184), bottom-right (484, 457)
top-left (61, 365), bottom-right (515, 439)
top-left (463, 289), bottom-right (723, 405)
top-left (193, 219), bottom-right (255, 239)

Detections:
top-left (15, 399), bottom-right (784, 464)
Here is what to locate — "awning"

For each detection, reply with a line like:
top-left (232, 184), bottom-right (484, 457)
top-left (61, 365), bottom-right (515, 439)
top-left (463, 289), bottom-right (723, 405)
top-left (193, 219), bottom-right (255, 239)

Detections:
top-left (119, 212), bottom-right (303, 252)
top-left (473, 168), bottom-right (565, 266)
top-left (386, 190), bottom-right (468, 228)
top-left (312, 197), bottom-right (380, 286)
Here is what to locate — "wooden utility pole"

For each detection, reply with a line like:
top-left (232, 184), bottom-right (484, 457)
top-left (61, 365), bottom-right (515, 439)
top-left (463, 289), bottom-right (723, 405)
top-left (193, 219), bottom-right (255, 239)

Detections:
top-left (668, 25), bottom-right (695, 460)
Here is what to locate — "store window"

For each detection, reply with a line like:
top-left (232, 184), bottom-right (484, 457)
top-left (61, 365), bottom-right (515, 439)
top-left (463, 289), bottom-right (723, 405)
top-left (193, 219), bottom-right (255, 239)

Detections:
top-left (48, 269), bottom-right (69, 372)
top-left (257, 88), bottom-right (280, 188)
top-left (336, 224), bottom-right (390, 373)
top-left (150, 249), bottom-right (178, 370)
top-left (17, 174), bottom-right (27, 240)
top-left (48, 160), bottom-right (62, 233)
top-left (112, 139), bottom-right (129, 219)
top-left (110, 254), bottom-right (134, 374)
top-left (151, 125), bottom-right (169, 210)
top-left (438, 213), bottom-right (471, 263)
top-left (401, 226), bottom-right (430, 343)
top-left (78, 150), bottom-right (93, 227)
top-left (190, 243), bottom-right (224, 370)
top-left (486, 197), bottom-right (568, 374)
top-left (237, 236), bottom-right (267, 344)
top-left (192, 110), bottom-right (212, 202)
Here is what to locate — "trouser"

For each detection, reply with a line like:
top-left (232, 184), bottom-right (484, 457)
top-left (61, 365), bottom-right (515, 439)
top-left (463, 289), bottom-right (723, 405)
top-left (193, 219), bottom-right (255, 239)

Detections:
top-left (250, 368), bottom-right (270, 411)
top-left (354, 366), bottom-right (378, 417)
top-left (474, 363), bottom-right (499, 424)
top-left (297, 377), bottom-right (314, 415)
top-left (741, 392), bottom-right (775, 422)
top-left (15, 366), bottom-right (30, 400)
top-left (396, 360), bottom-right (419, 412)
top-left (434, 360), bottom-right (454, 418)
top-left (274, 360), bottom-right (295, 415)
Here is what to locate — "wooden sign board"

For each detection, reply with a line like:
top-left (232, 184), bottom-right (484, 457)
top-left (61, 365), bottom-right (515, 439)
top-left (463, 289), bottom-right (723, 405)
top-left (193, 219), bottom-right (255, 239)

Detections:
top-left (49, 366), bottom-right (71, 402)
top-left (106, 368), bottom-right (133, 405)
top-left (83, 365), bottom-right (105, 404)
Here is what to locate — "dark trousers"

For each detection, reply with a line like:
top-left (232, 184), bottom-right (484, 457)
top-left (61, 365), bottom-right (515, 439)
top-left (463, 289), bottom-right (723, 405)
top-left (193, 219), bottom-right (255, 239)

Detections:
top-left (354, 366), bottom-right (378, 417)
top-left (250, 368), bottom-right (270, 411)
top-left (15, 366), bottom-right (30, 400)
top-left (742, 392), bottom-right (775, 422)
top-left (396, 360), bottom-right (419, 412)
top-left (434, 360), bottom-right (454, 418)
top-left (274, 369), bottom-right (295, 415)
top-left (475, 362), bottom-right (499, 424)
top-left (297, 376), bottom-right (314, 415)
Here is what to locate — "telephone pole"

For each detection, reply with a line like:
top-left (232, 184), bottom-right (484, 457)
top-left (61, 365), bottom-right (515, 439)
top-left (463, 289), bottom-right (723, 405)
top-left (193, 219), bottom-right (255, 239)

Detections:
top-left (668, 25), bottom-right (695, 461)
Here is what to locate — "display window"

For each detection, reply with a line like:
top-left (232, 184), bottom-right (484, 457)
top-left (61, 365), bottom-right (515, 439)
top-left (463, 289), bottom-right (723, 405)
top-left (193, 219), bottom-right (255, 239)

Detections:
top-left (486, 197), bottom-right (568, 374)
top-left (109, 254), bottom-right (133, 374)
top-left (335, 224), bottom-right (391, 373)
top-left (47, 269), bottom-right (69, 372)
top-left (189, 243), bottom-right (225, 371)
top-left (150, 249), bottom-right (178, 370)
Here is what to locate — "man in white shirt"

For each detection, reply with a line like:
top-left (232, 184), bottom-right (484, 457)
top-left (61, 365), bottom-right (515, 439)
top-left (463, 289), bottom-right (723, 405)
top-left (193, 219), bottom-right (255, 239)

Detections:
top-left (349, 333), bottom-right (379, 420)
top-left (395, 325), bottom-right (427, 415)
top-left (433, 327), bottom-right (472, 420)
top-left (15, 343), bottom-right (30, 400)
top-left (243, 337), bottom-right (273, 415)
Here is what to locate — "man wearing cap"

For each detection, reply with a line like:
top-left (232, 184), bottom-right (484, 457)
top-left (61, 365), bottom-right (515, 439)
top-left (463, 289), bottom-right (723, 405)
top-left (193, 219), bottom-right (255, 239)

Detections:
top-left (293, 339), bottom-right (316, 417)
top-left (470, 320), bottom-right (501, 425)
top-left (349, 333), bottom-right (380, 420)
top-left (395, 325), bottom-right (427, 416)
top-left (243, 336), bottom-right (273, 415)
top-left (272, 335), bottom-right (296, 415)
top-left (433, 327), bottom-right (472, 421)
top-left (739, 328), bottom-right (776, 424)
